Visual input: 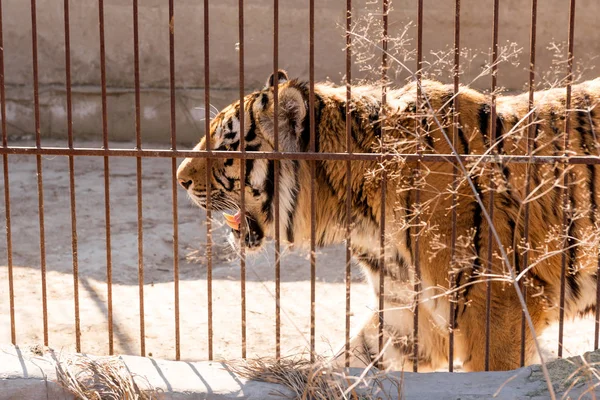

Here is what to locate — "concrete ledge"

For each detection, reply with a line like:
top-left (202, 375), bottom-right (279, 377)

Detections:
top-left (0, 345), bottom-right (293, 399)
top-left (1, 344), bottom-right (599, 399)
top-left (0, 346), bottom-right (72, 399)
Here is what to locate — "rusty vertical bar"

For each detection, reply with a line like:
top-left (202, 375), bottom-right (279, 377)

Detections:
top-left (132, 0), bottom-right (145, 357)
top-left (31, 0), bottom-right (48, 347)
top-left (558, 0), bottom-right (576, 359)
top-left (597, 142), bottom-right (600, 356)
top-left (597, 233), bottom-right (600, 349)
top-left (378, 0), bottom-right (389, 368)
top-left (0, 0), bottom-right (15, 345)
top-left (379, 176), bottom-right (386, 369)
top-left (597, 194), bottom-right (600, 350)
top-left (448, 0), bottom-right (460, 373)
top-left (168, 0), bottom-right (181, 361)
top-left (598, 264), bottom-right (600, 348)
top-left (63, 0), bottom-right (81, 354)
top-left (412, 0), bottom-right (423, 373)
top-left (204, 0), bottom-right (213, 361)
top-left (238, 0), bottom-right (247, 359)
top-left (308, 0), bottom-right (316, 362)
top-left (98, 0), bottom-right (113, 355)
top-left (521, 0), bottom-right (537, 367)
top-left (344, 0), bottom-right (352, 367)
top-left (484, 0), bottom-right (500, 372)
top-left (596, 254), bottom-right (600, 349)
top-left (272, 0), bottom-right (281, 360)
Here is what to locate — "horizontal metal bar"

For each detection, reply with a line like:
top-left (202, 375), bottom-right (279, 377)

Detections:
top-left (2, 145), bottom-right (600, 164)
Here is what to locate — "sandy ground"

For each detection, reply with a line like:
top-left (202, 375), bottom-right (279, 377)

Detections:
top-left (0, 138), bottom-right (597, 367)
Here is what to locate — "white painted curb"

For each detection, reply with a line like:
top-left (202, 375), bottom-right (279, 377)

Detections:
top-left (1, 345), bottom-right (599, 399)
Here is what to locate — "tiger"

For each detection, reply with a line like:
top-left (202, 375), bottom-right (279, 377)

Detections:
top-left (177, 69), bottom-right (600, 372)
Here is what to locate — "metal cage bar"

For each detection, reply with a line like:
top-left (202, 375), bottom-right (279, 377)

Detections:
top-left (98, 0), bottom-right (114, 356)
top-left (521, 0), bottom-right (538, 367)
top-left (0, 0), bottom-right (15, 346)
top-left (4, 146), bottom-right (600, 164)
top-left (448, 0), bottom-right (460, 373)
top-left (30, 0), bottom-right (49, 347)
top-left (413, 0), bottom-right (424, 373)
top-left (558, 0), bottom-right (577, 359)
top-left (238, 0), bottom-right (247, 360)
top-left (344, 0), bottom-right (353, 367)
top-left (132, 0), bottom-right (145, 357)
top-left (168, 0), bottom-right (181, 361)
top-left (63, 0), bottom-right (81, 354)
top-left (273, 0), bottom-right (282, 360)
top-left (204, 0), bottom-right (214, 361)
top-left (378, 0), bottom-right (389, 368)
top-left (484, 0), bottom-right (500, 371)
top-left (308, 0), bottom-right (317, 363)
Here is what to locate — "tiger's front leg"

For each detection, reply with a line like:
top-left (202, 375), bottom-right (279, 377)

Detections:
top-left (341, 304), bottom-right (448, 372)
top-left (334, 251), bottom-right (449, 371)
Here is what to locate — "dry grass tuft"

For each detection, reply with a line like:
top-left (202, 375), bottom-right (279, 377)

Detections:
top-left (51, 351), bottom-right (161, 400)
top-left (227, 354), bottom-right (403, 400)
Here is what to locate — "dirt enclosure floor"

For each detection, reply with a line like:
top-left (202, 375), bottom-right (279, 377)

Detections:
top-left (0, 139), bottom-right (598, 367)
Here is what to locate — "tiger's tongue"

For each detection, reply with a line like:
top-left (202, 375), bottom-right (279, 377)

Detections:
top-left (223, 211), bottom-right (241, 231)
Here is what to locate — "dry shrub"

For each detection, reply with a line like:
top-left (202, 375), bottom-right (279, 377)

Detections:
top-left (343, 6), bottom-right (600, 399)
top-left (51, 351), bottom-right (161, 400)
top-left (227, 353), bottom-right (403, 400)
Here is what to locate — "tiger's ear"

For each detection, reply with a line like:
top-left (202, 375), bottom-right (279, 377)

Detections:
top-left (254, 82), bottom-right (306, 151)
top-left (266, 69), bottom-right (289, 88)
top-left (278, 84), bottom-right (306, 125)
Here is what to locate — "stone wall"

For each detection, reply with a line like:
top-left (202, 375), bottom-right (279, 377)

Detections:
top-left (3, 0), bottom-right (599, 144)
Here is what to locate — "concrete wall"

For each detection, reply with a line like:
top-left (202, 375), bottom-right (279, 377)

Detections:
top-left (3, 0), bottom-right (599, 145)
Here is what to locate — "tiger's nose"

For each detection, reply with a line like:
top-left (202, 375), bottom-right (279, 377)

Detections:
top-left (176, 159), bottom-right (195, 190)
top-left (179, 179), bottom-right (193, 190)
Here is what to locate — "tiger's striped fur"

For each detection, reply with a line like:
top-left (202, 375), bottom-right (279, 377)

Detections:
top-left (177, 70), bottom-right (600, 371)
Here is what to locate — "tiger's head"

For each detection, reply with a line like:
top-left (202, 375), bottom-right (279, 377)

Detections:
top-left (176, 70), bottom-right (308, 251)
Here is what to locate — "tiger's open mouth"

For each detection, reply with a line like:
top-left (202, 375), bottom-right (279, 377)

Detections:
top-left (223, 210), bottom-right (264, 250)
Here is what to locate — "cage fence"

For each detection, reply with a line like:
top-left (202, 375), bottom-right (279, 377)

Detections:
top-left (0, 0), bottom-right (598, 382)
